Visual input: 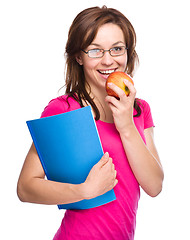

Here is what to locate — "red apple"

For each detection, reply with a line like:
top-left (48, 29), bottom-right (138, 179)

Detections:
top-left (106, 71), bottom-right (134, 98)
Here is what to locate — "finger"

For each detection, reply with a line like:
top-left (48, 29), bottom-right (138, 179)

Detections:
top-left (111, 162), bottom-right (115, 172)
top-left (105, 158), bottom-right (114, 169)
top-left (98, 152), bottom-right (109, 168)
top-left (123, 79), bottom-right (136, 97)
top-left (114, 179), bottom-right (118, 187)
top-left (107, 82), bottom-right (127, 99)
top-left (105, 95), bottom-right (121, 109)
top-left (114, 170), bottom-right (117, 178)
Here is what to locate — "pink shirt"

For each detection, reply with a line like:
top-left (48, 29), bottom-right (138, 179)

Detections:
top-left (41, 95), bottom-right (154, 240)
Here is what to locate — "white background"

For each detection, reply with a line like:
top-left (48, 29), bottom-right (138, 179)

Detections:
top-left (1, 0), bottom-right (190, 239)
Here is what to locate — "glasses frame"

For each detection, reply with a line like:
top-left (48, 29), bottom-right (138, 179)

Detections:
top-left (82, 46), bottom-right (128, 58)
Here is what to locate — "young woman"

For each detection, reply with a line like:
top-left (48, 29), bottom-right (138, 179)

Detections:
top-left (17, 6), bottom-right (164, 239)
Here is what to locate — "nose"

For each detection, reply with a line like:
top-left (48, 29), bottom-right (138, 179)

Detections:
top-left (101, 51), bottom-right (114, 66)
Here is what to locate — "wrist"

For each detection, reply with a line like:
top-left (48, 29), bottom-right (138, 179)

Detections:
top-left (68, 183), bottom-right (89, 202)
top-left (119, 123), bottom-right (137, 139)
top-left (79, 182), bottom-right (93, 200)
top-left (72, 182), bottom-right (91, 200)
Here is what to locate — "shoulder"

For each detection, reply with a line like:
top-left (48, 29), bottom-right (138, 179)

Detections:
top-left (41, 95), bottom-right (80, 118)
top-left (137, 99), bottom-right (155, 129)
top-left (137, 99), bottom-right (152, 115)
top-left (137, 99), bottom-right (151, 110)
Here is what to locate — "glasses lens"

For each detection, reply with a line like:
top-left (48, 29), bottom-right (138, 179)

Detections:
top-left (88, 49), bottom-right (103, 58)
top-left (111, 47), bottom-right (126, 56)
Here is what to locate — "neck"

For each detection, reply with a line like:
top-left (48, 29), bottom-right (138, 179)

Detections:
top-left (85, 86), bottom-right (114, 123)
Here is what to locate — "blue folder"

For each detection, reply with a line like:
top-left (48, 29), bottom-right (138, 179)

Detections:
top-left (26, 106), bottom-right (116, 209)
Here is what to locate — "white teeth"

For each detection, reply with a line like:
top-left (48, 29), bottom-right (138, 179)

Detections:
top-left (99, 69), bottom-right (115, 74)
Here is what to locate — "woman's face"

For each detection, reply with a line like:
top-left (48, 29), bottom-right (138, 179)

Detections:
top-left (77, 23), bottom-right (128, 93)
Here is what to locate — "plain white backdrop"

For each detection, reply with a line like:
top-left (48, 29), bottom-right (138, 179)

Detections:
top-left (1, 0), bottom-right (190, 239)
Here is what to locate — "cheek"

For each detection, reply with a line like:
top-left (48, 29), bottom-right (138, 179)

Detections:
top-left (118, 55), bottom-right (128, 70)
top-left (123, 55), bottom-right (128, 66)
top-left (82, 62), bottom-right (98, 82)
top-left (83, 59), bottom-right (99, 73)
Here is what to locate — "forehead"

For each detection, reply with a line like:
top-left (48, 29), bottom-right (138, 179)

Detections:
top-left (90, 23), bottom-right (125, 47)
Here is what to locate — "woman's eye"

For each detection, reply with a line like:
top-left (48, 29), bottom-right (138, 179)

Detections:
top-left (113, 47), bottom-right (122, 51)
top-left (90, 49), bottom-right (101, 53)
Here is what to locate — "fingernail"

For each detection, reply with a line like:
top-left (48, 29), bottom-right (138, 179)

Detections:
top-left (104, 152), bottom-right (109, 157)
top-left (123, 79), bottom-right (129, 84)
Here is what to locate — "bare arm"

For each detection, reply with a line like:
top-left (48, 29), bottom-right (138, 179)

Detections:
top-left (105, 80), bottom-right (164, 197)
top-left (17, 143), bottom-right (117, 205)
top-left (119, 126), bottom-right (164, 197)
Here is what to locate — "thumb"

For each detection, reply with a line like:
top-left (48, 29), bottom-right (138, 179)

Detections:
top-left (98, 152), bottom-right (109, 167)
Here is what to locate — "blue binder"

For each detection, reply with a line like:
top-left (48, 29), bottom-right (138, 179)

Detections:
top-left (26, 106), bottom-right (116, 209)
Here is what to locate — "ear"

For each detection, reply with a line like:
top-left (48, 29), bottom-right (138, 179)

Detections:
top-left (75, 54), bottom-right (83, 66)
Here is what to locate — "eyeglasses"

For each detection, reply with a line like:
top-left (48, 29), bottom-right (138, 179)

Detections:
top-left (82, 46), bottom-right (127, 58)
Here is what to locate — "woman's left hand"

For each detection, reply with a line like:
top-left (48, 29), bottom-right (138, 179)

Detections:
top-left (105, 79), bottom-right (136, 133)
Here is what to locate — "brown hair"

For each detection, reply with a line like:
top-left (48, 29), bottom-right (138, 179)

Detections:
top-left (64, 6), bottom-right (141, 119)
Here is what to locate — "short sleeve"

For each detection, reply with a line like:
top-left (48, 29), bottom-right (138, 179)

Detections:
top-left (141, 100), bottom-right (155, 129)
top-left (41, 97), bottom-right (67, 118)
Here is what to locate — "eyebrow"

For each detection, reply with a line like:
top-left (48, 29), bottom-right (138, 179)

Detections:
top-left (89, 41), bottom-right (125, 48)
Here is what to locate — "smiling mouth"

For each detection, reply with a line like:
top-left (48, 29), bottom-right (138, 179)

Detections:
top-left (98, 69), bottom-right (116, 75)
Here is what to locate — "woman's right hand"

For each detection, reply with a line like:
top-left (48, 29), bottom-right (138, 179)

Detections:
top-left (82, 152), bottom-right (118, 199)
